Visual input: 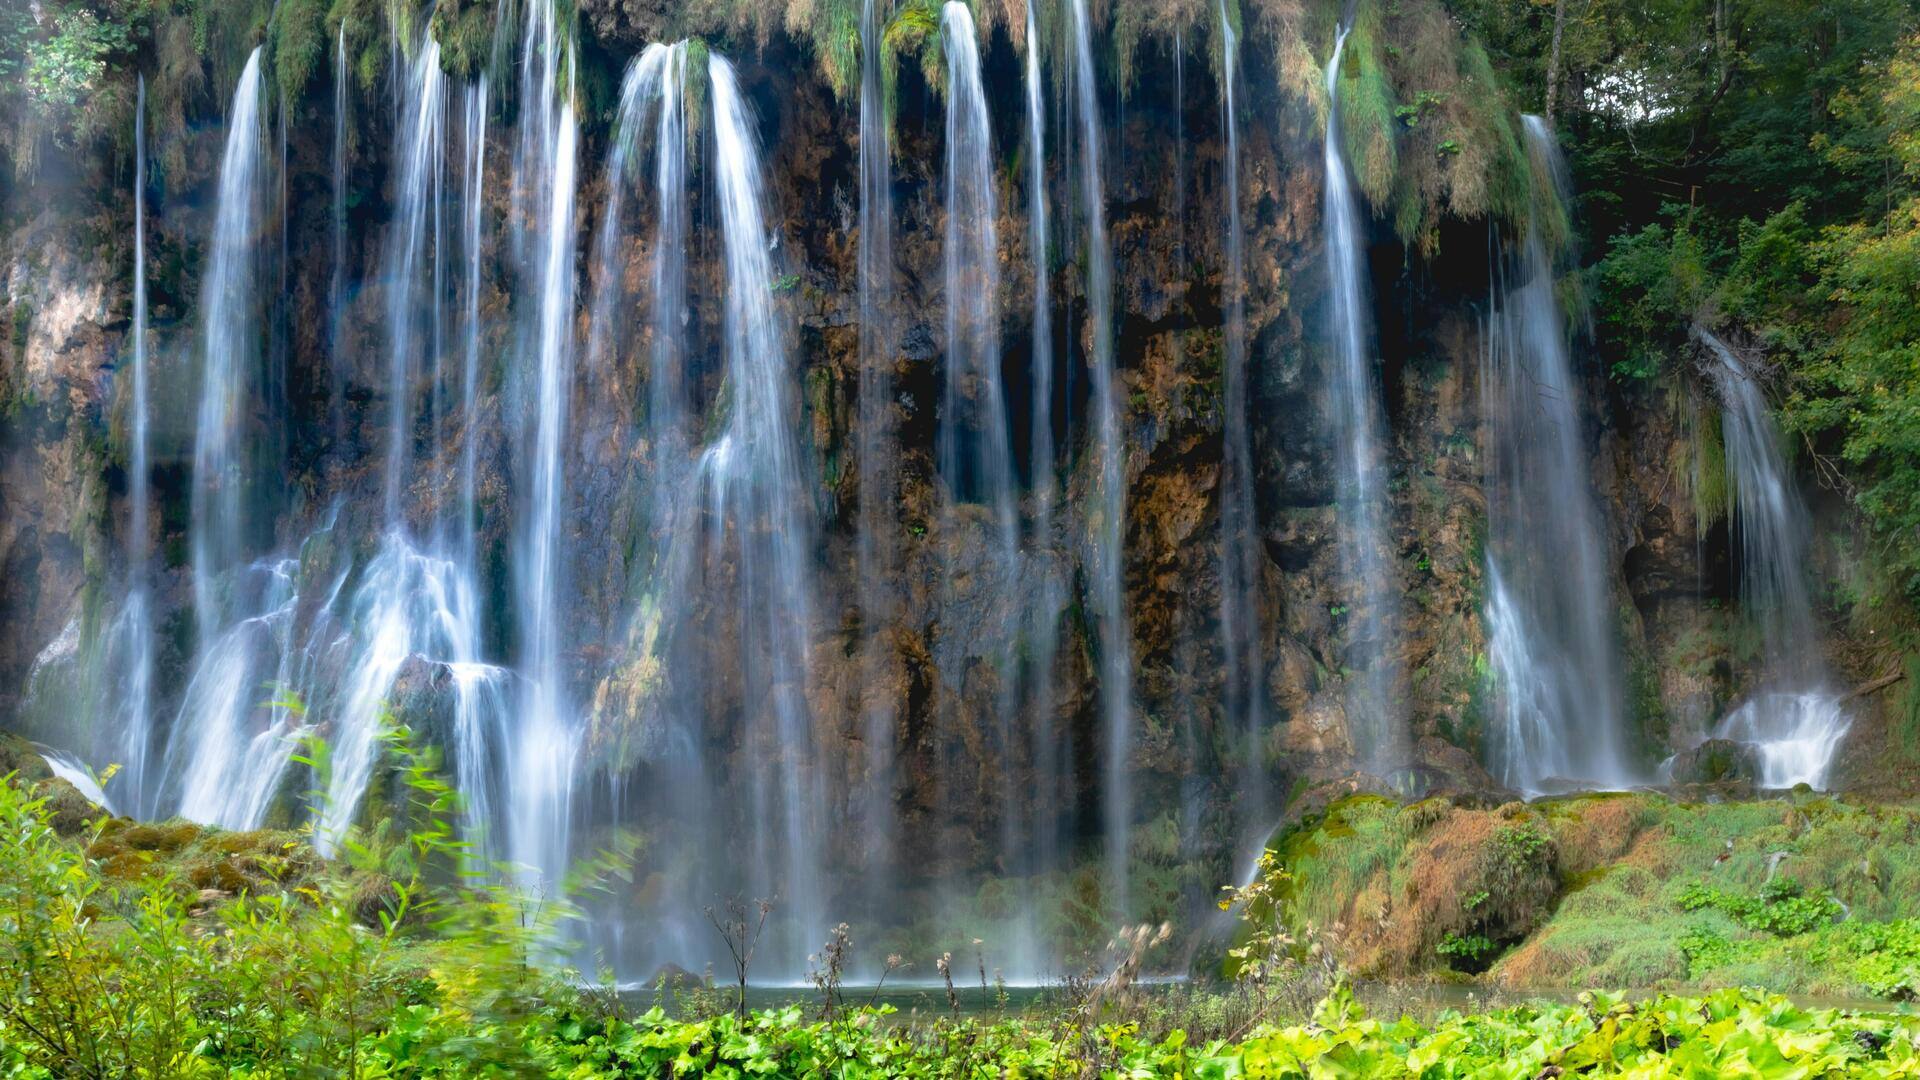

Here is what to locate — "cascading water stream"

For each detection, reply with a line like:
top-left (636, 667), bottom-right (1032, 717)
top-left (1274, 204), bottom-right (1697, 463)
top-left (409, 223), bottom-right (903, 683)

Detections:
top-left (190, 48), bottom-right (267, 643)
top-left (1215, 0), bottom-right (1268, 832)
top-left (383, 39), bottom-right (446, 523)
top-left (331, 25), bottom-right (349, 454)
top-left (460, 77), bottom-right (488, 570)
top-left (1479, 116), bottom-right (1635, 794)
top-left (121, 75), bottom-right (155, 814)
top-left (702, 54), bottom-right (826, 971)
top-left (511, 0), bottom-right (583, 888)
top-left (162, 553), bottom-right (327, 830)
top-left (590, 40), bottom-right (711, 975)
top-left (937, 0), bottom-right (1030, 964)
top-left (1067, 0), bottom-right (1136, 917)
top-left (316, 541), bottom-right (503, 852)
top-left (1021, 1), bottom-right (1068, 912)
top-left (1322, 27), bottom-right (1406, 778)
top-left (854, 0), bottom-right (901, 911)
top-left (1694, 326), bottom-right (1849, 788)
top-left (939, 3), bottom-right (1015, 552)
top-left (160, 31), bottom-right (509, 854)
top-left (312, 32), bottom-right (508, 857)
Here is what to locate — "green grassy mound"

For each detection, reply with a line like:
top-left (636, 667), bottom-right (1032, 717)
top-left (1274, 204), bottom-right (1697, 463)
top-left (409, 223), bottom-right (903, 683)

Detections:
top-left (1267, 789), bottom-right (1920, 999)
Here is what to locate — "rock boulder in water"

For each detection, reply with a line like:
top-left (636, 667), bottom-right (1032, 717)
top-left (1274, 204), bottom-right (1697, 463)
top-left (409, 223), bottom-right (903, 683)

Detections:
top-left (1669, 738), bottom-right (1763, 786)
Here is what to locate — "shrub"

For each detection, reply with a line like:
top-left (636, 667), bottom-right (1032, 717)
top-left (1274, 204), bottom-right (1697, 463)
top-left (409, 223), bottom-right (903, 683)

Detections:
top-left (1676, 877), bottom-right (1844, 937)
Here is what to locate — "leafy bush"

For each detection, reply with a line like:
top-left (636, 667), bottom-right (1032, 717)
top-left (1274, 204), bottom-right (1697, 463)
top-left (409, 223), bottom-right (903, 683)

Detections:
top-left (1676, 877), bottom-right (1844, 937)
top-left (1593, 212), bottom-right (1715, 380)
top-left (1843, 919), bottom-right (1920, 1000)
top-left (4, 770), bottom-right (1920, 1075)
top-left (1436, 930), bottom-right (1496, 967)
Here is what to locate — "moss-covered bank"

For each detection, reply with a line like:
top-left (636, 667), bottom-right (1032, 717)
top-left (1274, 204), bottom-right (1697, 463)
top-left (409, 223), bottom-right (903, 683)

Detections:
top-left (1267, 790), bottom-right (1920, 1001)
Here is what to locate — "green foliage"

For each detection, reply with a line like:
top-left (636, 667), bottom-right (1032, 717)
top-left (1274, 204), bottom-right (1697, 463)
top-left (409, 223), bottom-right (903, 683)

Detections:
top-left (6, 775), bottom-right (1920, 1074)
top-left (24, 9), bottom-right (134, 115)
top-left (1336, 7), bottom-right (1399, 209)
top-left (1673, 384), bottom-right (1729, 532)
top-left (1846, 919), bottom-right (1920, 999)
top-left (0, 719), bottom-right (600, 1077)
top-left (1677, 877), bottom-right (1846, 937)
top-left (430, 0), bottom-right (496, 80)
top-left (1676, 926), bottom-right (1741, 976)
top-left (795, 0), bottom-right (860, 103)
top-left (1593, 211), bottom-right (1714, 381)
top-left (0, 0), bottom-right (144, 172)
top-left (1435, 930), bottom-right (1496, 966)
top-left (881, 0), bottom-right (943, 123)
top-left (268, 0), bottom-right (327, 103)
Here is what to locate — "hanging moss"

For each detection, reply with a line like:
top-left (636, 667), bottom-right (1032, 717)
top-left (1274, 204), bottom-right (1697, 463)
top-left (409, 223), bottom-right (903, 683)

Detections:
top-left (268, 0), bottom-right (329, 104)
top-left (683, 37), bottom-right (714, 145)
top-left (1668, 376), bottom-right (1729, 534)
top-left (210, 0), bottom-right (273, 95)
top-left (788, 0), bottom-right (862, 103)
top-left (1110, 0), bottom-right (1206, 94)
top-left (882, 0), bottom-right (943, 118)
top-left (327, 0), bottom-right (384, 94)
top-left (431, 0), bottom-right (498, 81)
top-left (1336, 4), bottom-right (1398, 210)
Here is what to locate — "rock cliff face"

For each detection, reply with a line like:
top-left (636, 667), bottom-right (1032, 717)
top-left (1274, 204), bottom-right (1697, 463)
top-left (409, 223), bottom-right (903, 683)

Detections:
top-left (0, 0), bottom-right (1901, 971)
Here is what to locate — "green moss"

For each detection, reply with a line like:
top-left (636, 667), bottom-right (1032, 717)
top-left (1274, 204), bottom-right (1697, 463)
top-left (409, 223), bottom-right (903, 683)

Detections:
top-left (882, 0), bottom-right (942, 125)
top-left (798, 0), bottom-right (860, 103)
top-left (1272, 794), bottom-right (1406, 929)
top-left (268, 0), bottom-right (328, 103)
top-left (1337, 5), bottom-right (1398, 210)
top-left (430, 0), bottom-right (497, 80)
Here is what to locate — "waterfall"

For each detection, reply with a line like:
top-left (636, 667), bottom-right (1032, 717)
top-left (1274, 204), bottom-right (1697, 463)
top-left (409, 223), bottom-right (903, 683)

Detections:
top-left (331, 25), bottom-right (349, 454)
top-left (120, 76), bottom-right (155, 814)
top-left (591, 40), bottom-right (712, 974)
top-left (1066, 0), bottom-right (1136, 918)
top-left (1479, 116), bottom-right (1635, 794)
top-left (190, 48), bottom-right (267, 642)
top-left (1020, 0), bottom-right (1070, 954)
top-left (1216, 0), bottom-right (1268, 829)
top-left (854, 0), bottom-right (900, 909)
top-left (450, 86), bottom-right (499, 856)
top-left (159, 34), bottom-right (508, 853)
top-left (1322, 28), bottom-right (1406, 777)
top-left (703, 54), bottom-right (825, 970)
top-left (383, 39), bottom-right (446, 523)
top-left (460, 77), bottom-right (488, 569)
top-left (940, 2), bottom-right (1015, 547)
top-left (939, 0), bottom-right (1029, 962)
top-left (308, 32), bottom-right (511, 856)
top-left (163, 556), bottom-right (318, 830)
top-left (315, 537), bottom-right (502, 851)
top-left (38, 745), bottom-right (116, 815)
top-left (1695, 327), bottom-right (1849, 788)
top-left (511, 0), bottom-right (582, 888)
top-left (593, 41), bottom-right (689, 488)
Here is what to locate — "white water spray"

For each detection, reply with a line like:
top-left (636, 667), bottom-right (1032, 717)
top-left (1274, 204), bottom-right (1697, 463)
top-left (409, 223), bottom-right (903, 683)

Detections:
top-left (1322, 28), bottom-right (1406, 777)
top-left (190, 48), bottom-right (268, 641)
top-left (1696, 326), bottom-right (1849, 788)
top-left (1480, 116), bottom-right (1636, 794)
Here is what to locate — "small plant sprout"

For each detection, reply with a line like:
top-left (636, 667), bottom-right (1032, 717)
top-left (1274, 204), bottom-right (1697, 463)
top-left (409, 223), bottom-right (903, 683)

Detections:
top-left (866, 952), bottom-right (907, 1008)
top-left (705, 895), bottom-right (773, 1019)
top-left (936, 951), bottom-right (958, 1017)
top-left (808, 922), bottom-right (851, 1019)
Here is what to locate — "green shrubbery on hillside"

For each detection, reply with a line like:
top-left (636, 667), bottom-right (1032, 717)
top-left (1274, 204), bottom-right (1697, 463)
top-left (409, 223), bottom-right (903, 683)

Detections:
top-left (1262, 791), bottom-right (1920, 999)
top-left (4, 759), bottom-right (1920, 1076)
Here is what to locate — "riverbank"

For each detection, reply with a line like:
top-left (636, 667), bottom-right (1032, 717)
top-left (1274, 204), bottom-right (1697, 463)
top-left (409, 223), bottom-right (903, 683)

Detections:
top-left (1268, 786), bottom-right (1920, 1000)
top-left (6, 761), bottom-right (1920, 1075)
